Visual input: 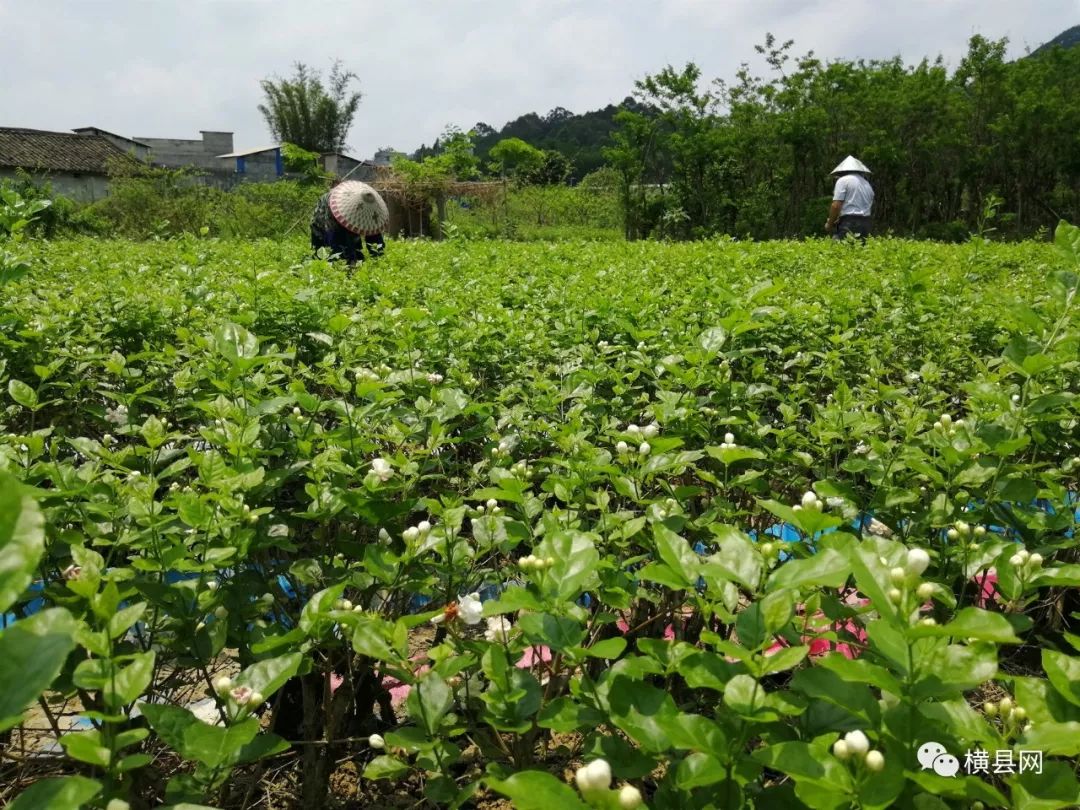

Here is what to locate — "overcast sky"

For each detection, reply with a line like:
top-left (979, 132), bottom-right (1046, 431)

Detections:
top-left (1, 1), bottom-right (1076, 158)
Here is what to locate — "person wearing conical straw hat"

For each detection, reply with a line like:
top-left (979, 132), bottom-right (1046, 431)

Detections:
top-left (310, 180), bottom-right (390, 266)
top-left (825, 156), bottom-right (874, 242)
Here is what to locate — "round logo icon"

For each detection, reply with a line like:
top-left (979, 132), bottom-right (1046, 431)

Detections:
top-left (917, 741), bottom-right (947, 769)
top-left (932, 753), bottom-right (961, 777)
top-left (917, 742), bottom-right (959, 777)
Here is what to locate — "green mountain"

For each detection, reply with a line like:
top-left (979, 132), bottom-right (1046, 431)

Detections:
top-left (1030, 24), bottom-right (1080, 55)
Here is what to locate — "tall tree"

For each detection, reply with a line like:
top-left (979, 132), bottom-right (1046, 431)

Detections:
top-left (258, 61), bottom-right (362, 153)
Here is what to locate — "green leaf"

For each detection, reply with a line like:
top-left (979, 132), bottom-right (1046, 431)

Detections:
top-left (908, 607), bottom-right (1023, 644)
top-left (0, 608), bottom-right (77, 731)
top-left (214, 322), bottom-right (259, 361)
top-left (534, 530), bottom-right (599, 601)
top-left (677, 751), bottom-right (727, 789)
top-left (60, 730), bottom-right (112, 767)
top-left (1011, 760), bottom-right (1080, 810)
top-left (6, 777), bottom-right (101, 810)
top-left (1043, 650), bottom-right (1080, 707)
top-left (582, 637), bottom-right (626, 659)
top-left (653, 523), bottom-right (700, 586)
top-left (518, 612), bottom-right (586, 652)
top-left (234, 651), bottom-right (302, 702)
top-left (767, 549), bottom-right (850, 591)
top-left (7, 379), bottom-right (38, 409)
top-left (0, 472), bottom-right (46, 614)
top-left (363, 754), bottom-right (410, 781)
top-left (486, 771), bottom-right (590, 810)
top-left (791, 667), bottom-right (880, 725)
top-left (1054, 220), bottom-right (1080, 265)
top-left (108, 602), bottom-right (147, 640)
top-left (698, 325), bottom-right (728, 353)
top-left (406, 673), bottom-right (452, 735)
top-left (140, 702), bottom-right (260, 768)
top-left (113, 651), bottom-right (156, 707)
top-left (605, 675), bottom-right (678, 752)
top-left (736, 590), bottom-right (794, 650)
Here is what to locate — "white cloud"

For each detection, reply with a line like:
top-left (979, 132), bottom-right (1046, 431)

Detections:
top-left (1, 0), bottom-right (1073, 159)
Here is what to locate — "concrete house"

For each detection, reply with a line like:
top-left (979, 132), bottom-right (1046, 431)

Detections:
top-left (320, 152), bottom-right (379, 181)
top-left (217, 145), bottom-right (284, 181)
top-left (0, 127), bottom-right (141, 201)
top-left (133, 130), bottom-right (235, 173)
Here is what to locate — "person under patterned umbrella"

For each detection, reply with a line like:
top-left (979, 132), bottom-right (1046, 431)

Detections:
top-left (310, 180), bottom-right (390, 266)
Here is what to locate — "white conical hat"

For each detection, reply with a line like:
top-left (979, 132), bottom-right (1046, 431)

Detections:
top-left (831, 155), bottom-right (871, 175)
top-left (328, 181), bottom-right (390, 235)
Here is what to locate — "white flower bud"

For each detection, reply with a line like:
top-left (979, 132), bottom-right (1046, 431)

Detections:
top-left (403, 527), bottom-right (420, 542)
top-left (864, 750), bottom-right (885, 772)
top-left (916, 583), bottom-right (935, 600)
top-left (919, 617), bottom-right (936, 627)
top-left (213, 606), bottom-right (228, 619)
top-left (213, 675), bottom-right (233, 695)
top-left (486, 498), bottom-right (498, 510)
top-left (642, 422), bottom-right (659, 438)
top-left (206, 580), bottom-right (219, 592)
top-left (974, 525), bottom-right (986, 537)
top-left (1028, 553), bottom-right (1043, 568)
top-left (616, 441), bottom-right (629, 454)
top-left (843, 731), bottom-right (870, 757)
top-left (940, 414), bottom-right (952, 426)
top-left (1009, 554), bottom-right (1024, 567)
top-left (947, 528), bottom-right (960, 541)
top-left (888, 588), bottom-right (902, 603)
top-left (760, 542), bottom-right (774, 556)
top-left (418, 520), bottom-right (432, 533)
top-left (724, 432), bottom-right (735, 445)
top-left (833, 739), bottom-right (851, 760)
top-left (618, 784), bottom-right (643, 809)
top-left (905, 548), bottom-right (930, 576)
top-left (801, 491), bottom-right (818, 507)
top-left (638, 442), bottom-right (651, 456)
top-left (292, 407), bottom-right (301, 416)
top-left (335, 599), bottom-right (353, 611)
top-left (368, 733), bottom-right (385, 749)
top-left (248, 690), bottom-right (264, 706)
top-left (890, 567), bottom-right (907, 585)
top-left (575, 758), bottom-right (612, 792)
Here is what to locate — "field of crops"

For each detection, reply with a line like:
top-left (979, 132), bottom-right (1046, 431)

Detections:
top-left (1, 230), bottom-right (1079, 810)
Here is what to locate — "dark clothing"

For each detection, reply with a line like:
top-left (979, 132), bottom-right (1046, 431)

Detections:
top-left (310, 191), bottom-right (384, 265)
top-left (834, 214), bottom-right (871, 242)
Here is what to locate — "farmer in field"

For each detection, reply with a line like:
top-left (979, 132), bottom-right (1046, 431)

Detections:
top-left (825, 156), bottom-right (874, 242)
top-left (310, 180), bottom-right (389, 266)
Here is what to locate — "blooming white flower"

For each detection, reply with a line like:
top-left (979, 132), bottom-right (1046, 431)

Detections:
top-left (864, 750), bottom-right (885, 771)
top-left (427, 372), bottom-right (444, 384)
top-left (854, 441), bottom-right (870, 455)
top-left (368, 734), bottom-right (385, 749)
top-left (618, 784), bottom-right (643, 809)
top-left (62, 564), bottom-right (82, 581)
top-left (269, 524), bottom-right (289, 538)
top-left (230, 686), bottom-right (253, 704)
top-left (105, 404), bottom-right (129, 426)
top-left (844, 730), bottom-right (870, 758)
top-left (905, 548), bottom-right (930, 576)
top-left (458, 592), bottom-right (484, 625)
top-left (575, 758), bottom-right (612, 792)
top-left (371, 458), bottom-right (393, 481)
top-left (484, 616), bottom-right (513, 643)
top-left (638, 442), bottom-right (651, 456)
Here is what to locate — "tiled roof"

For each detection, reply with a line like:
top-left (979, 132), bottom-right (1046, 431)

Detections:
top-left (0, 127), bottom-right (140, 174)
